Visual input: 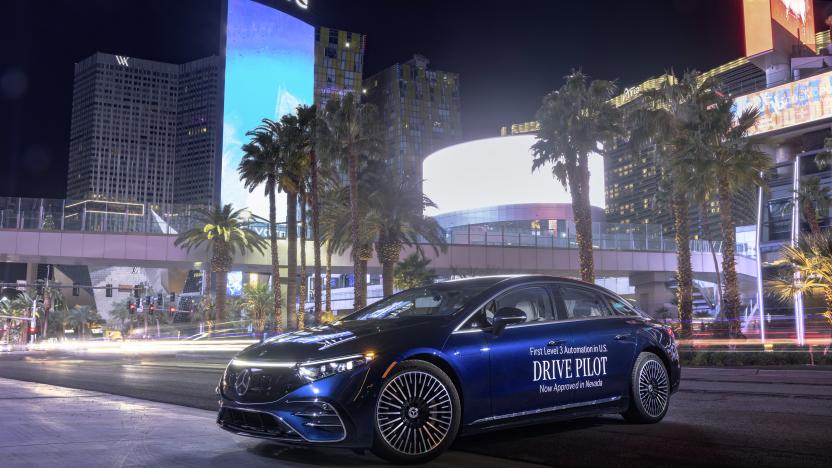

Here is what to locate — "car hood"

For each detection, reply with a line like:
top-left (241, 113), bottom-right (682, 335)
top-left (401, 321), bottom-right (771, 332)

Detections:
top-left (234, 317), bottom-right (453, 363)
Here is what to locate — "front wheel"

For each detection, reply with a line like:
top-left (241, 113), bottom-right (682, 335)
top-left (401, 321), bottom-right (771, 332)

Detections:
top-left (371, 360), bottom-right (461, 464)
top-left (622, 352), bottom-right (670, 424)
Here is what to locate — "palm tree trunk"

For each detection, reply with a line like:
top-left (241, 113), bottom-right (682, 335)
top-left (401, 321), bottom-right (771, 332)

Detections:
top-left (717, 176), bottom-right (741, 338)
top-left (268, 182), bottom-right (283, 333)
top-left (382, 262), bottom-right (395, 297)
top-left (701, 201), bottom-right (723, 308)
top-left (673, 190), bottom-right (693, 338)
top-left (325, 244), bottom-right (333, 313)
top-left (311, 148), bottom-right (323, 324)
top-left (286, 191), bottom-right (298, 329)
top-left (377, 239), bottom-right (401, 298)
top-left (215, 269), bottom-right (228, 324)
top-left (348, 146), bottom-right (364, 309)
top-left (805, 204), bottom-right (820, 235)
top-left (359, 259), bottom-right (368, 306)
top-left (298, 190), bottom-right (308, 330)
top-left (571, 157), bottom-right (595, 283)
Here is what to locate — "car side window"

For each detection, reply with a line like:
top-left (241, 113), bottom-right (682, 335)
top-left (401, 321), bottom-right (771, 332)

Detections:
top-left (495, 287), bottom-right (554, 324)
top-left (461, 300), bottom-right (497, 329)
top-left (460, 286), bottom-right (554, 329)
top-left (558, 286), bottom-right (611, 319)
top-left (607, 296), bottom-right (639, 317)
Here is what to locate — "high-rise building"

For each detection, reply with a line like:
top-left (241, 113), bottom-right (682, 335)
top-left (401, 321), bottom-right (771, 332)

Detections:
top-left (67, 52), bottom-right (220, 208)
top-left (603, 61), bottom-right (765, 237)
top-left (176, 56), bottom-right (222, 205)
top-left (366, 54), bottom-right (462, 181)
top-left (314, 26), bottom-right (366, 107)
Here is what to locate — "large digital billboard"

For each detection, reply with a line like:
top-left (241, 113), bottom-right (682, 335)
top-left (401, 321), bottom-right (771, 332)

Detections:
top-left (743, 0), bottom-right (815, 57)
top-left (733, 69), bottom-right (832, 136)
top-left (221, 0), bottom-right (314, 219)
top-left (422, 136), bottom-right (605, 216)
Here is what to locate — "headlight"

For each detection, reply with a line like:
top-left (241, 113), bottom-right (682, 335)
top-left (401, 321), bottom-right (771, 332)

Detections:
top-left (298, 353), bottom-right (374, 381)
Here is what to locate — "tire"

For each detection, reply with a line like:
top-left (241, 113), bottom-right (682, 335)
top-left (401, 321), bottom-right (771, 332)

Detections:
top-left (622, 352), bottom-right (670, 424)
top-left (371, 360), bottom-right (461, 464)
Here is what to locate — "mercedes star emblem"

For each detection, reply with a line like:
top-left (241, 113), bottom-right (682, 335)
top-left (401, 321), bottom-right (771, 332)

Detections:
top-left (235, 369), bottom-right (252, 396)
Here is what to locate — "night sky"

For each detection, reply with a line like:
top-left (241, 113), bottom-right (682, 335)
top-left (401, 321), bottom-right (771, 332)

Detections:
top-left (2, 0), bottom-right (831, 199)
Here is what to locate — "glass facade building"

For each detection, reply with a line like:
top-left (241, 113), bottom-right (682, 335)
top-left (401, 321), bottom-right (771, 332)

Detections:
top-left (366, 54), bottom-right (462, 182)
top-left (314, 26), bottom-right (366, 107)
top-left (67, 53), bottom-right (221, 209)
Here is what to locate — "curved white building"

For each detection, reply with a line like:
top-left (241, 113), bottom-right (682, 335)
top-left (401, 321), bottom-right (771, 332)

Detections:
top-left (422, 135), bottom-right (605, 217)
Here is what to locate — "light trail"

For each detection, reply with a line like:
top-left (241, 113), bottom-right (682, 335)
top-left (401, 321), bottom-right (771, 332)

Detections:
top-left (29, 339), bottom-right (258, 355)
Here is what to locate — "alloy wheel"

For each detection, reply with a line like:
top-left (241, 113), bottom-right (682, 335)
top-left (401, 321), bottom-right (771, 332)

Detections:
top-left (376, 370), bottom-right (453, 455)
top-left (638, 359), bottom-right (669, 418)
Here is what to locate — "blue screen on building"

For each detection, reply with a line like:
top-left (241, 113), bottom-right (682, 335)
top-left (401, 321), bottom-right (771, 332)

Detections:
top-left (221, 0), bottom-right (314, 219)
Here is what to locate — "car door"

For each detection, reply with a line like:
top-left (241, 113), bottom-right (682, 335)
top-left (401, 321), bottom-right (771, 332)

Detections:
top-left (553, 284), bottom-right (638, 405)
top-left (479, 285), bottom-right (574, 418)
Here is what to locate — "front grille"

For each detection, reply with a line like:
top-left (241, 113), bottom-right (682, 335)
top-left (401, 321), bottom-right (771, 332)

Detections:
top-left (218, 408), bottom-right (301, 440)
top-left (223, 367), bottom-right (305, 404)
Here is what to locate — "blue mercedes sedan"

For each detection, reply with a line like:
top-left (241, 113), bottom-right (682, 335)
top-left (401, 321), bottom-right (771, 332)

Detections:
top-left (217, 275), bottom-right (680, 463)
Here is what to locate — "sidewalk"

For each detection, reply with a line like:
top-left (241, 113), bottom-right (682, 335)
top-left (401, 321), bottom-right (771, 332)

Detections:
top-left (0, 377), bottom-right (542, 468)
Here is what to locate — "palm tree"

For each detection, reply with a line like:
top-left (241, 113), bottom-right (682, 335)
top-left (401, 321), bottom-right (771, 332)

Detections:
top-left (683, 95), bottom-right (771, 337)
top-left (317, 93), bottom-right (383, 309)
top-left (319, 180), bottom-right (351, 314)
top-left (174, 204), bottom-right (267, 324)
top-left (9, 292), bottom-right (37, 344)
top-left (242, 283), bottom-right (274, 334)
top-left (68, 305), bottom-right (102, 340)
top-left (278, 113), bottom-right (312, 328)
top-left (37, 282), bottom-right (65, 339)
top-left (627, 72), bottom-right (714, 338)
top-left (298, 187), bottom-right (309, 329)
top-left (0, 297), bottom-right (20, 344)
top-left (295, 104), bottom-right (324, 322)
top-left (394, 254), bottom-right (437, 290)
top-left (363, 161), bottom-right (447, 297)
top-left (532, 71), bottom-right (623, 283)
top-left (797, 176), bottom-right (831, 235)
top-left (109, 298), bottom-right (133, 333)
top-left (767, 231), bottom-right (832, 348)
top-left (239, 118), bottom-right (284, 332)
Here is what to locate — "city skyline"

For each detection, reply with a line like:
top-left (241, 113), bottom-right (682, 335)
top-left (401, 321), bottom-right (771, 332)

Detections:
top-left (4, 0), bottom-right (817, 199)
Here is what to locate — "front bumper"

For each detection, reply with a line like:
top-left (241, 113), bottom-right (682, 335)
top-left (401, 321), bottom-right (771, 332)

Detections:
top-left (217, 399), bottom-right (348, 443)
top-left (216, 363), bottom-right (380, 448)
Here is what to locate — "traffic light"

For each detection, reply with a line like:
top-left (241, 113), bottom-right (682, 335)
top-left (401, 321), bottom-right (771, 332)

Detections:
top-left (145, 296), bottom-right (151, 306)
top-left (133, 285), bottom-right (141, 299)
top-left (149, 304), bottom-right (156, 315)
top-left (105, 284), bottom-right (113, 298)
top-left (168, 306), bottom-right (176, 318)
top-left (129, 302), bottom-right (136, 314)
top-left (169, 292), bottom-right (176, 303)
top-left (156, 293), bottom-right (163, 306)
top-left (72, 283), bottom-right (80, 297)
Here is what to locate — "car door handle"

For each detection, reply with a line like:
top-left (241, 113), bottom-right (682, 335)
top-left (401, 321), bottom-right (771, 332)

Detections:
top-left (614, 334), bottom-right (630, 341)
top-left (547, 339), bottom-right (565, 347)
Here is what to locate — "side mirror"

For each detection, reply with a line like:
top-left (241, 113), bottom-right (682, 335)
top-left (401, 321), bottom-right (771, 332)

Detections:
top-left (492, 307), bottom-right (527, 336)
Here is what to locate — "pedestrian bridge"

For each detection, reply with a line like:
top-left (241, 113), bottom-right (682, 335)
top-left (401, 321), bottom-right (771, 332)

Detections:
top-left (0, 196), bottom-right (759, 290)
top-left (0, 227), bottom-right (758, 281)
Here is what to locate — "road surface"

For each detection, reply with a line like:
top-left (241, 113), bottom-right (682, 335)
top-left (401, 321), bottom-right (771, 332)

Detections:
top-left (1, 351), bottom-right (830, 467)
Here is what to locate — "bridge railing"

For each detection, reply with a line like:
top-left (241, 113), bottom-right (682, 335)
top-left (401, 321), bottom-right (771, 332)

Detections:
top-left (0, 196), bottom-right (756, 256)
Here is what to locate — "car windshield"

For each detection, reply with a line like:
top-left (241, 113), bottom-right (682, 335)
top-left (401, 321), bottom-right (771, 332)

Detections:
top-left (343, 284), bottom-right (490, 320)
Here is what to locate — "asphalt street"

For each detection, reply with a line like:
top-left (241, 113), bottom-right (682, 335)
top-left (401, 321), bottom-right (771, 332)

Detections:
top-left (1, 351), bottom-right (831, 467)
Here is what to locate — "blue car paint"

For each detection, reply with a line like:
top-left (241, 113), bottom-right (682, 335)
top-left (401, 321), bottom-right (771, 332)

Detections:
top-left (217, 275), bottom-right (681, 449)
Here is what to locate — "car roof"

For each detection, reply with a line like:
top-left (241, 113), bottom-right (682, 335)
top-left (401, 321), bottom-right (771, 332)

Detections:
top-left (441, 274), bottom-right (598, 289)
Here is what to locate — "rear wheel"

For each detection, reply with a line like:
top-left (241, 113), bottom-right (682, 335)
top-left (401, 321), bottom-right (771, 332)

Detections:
top-left (371, 360), bottom-right (461, 464)
top-left (622, 352), bottom-right (670, 424)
